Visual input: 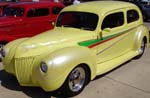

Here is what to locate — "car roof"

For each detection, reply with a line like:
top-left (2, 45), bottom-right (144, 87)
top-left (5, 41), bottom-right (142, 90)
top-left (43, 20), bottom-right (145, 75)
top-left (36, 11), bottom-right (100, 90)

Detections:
top-left (8, 2), bottom-right (64, 8)
top-left (62, 1), bottom-right (138, 14)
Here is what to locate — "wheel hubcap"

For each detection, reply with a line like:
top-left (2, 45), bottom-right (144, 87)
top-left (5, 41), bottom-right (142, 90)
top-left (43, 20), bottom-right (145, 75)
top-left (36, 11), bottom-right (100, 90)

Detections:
top-left (69, 67), bottom-right (86, 92)
top-left (139, 41), bottom-right (145, 55)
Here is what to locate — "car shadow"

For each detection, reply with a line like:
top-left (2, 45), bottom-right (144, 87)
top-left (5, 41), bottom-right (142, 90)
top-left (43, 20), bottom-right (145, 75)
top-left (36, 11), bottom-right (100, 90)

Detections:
top-left (0, 70), bottom-right (69, 98)
top-left (0, 70), bottom-right (21, 91)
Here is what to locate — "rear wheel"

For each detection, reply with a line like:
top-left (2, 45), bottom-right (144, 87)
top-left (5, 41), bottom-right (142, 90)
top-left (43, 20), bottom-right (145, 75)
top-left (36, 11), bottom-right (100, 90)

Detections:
top-left (60, 65), bottom-right (89, 97)
top-left (136, 39), bottom-right (146, 59)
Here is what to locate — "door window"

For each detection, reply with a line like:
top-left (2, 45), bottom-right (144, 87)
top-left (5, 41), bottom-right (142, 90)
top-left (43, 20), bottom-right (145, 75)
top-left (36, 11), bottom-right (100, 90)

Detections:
top-left (127, 10), bottom-right (139, 23)
top-left (4, 7), bottom-right (24, 17)
top-left (27, 8), bottom-right (49, 17)
top-left (101, 12), bottom-right (124, 30)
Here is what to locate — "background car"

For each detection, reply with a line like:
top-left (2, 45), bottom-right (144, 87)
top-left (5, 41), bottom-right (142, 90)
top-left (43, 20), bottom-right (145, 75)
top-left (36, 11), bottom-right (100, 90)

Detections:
top-left (134, 1), bottom-right (150, 21)
top-left (0, 1), bottom-right (64, 46)
top-left (119, 0), bottom-right (150, 22)
top-left (1, 1), bottom-right (149, 97)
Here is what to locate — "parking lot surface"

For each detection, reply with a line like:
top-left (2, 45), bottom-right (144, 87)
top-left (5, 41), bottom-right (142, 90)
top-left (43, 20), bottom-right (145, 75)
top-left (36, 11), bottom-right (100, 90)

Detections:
top-left (0, 23), bottom-right (150, 98)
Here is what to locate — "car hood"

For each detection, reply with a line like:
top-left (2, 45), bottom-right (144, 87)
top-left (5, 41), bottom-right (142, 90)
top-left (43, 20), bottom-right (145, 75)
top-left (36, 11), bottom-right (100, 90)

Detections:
top-left (15, 27), bottom-right (94, 57)
top-left (0, 16), bottom-right (22, 26)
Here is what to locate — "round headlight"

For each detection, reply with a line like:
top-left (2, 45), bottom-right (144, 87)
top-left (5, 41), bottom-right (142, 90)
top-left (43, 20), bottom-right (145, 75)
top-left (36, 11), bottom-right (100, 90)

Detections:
top-left (40, 62), bottom-right (48, 73)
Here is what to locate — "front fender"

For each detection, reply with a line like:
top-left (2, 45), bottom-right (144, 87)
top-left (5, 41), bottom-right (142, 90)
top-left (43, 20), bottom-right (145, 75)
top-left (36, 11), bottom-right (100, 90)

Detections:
top-left (34, 46), bottom-right (97, 91)
top-left (3, 38), bottom-right (29, 75)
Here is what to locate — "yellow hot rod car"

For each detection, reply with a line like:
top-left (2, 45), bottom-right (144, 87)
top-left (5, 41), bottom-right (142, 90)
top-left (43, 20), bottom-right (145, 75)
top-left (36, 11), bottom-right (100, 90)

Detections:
top-left (0, 1), bottom-right (149, 97)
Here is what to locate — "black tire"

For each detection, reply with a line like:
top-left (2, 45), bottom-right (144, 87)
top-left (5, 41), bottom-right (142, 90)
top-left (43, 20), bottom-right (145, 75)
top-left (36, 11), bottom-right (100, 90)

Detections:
top-left (135, 39), bottom-right (146, 59)
top-left (60, 65), bottom-right (90, 97)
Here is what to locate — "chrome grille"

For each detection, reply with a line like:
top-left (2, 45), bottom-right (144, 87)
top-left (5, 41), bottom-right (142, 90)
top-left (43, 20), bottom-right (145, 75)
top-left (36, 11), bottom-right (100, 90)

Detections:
top-left (15, 57), bottom-right (35, 85)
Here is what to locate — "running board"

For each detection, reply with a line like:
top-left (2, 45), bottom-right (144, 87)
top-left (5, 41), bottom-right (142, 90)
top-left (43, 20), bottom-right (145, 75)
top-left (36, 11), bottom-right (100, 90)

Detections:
top-left (96, 51), bottom-right (138, 75)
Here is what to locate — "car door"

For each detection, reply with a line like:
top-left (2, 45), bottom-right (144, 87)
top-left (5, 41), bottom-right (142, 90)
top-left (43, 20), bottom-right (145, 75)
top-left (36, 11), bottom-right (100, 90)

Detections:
top-left (97, 11), bottom-right (131, 64)
top-left (23, 7), bottom-right (53, 37)
top-left (1, 7), bottom-right (25, 41)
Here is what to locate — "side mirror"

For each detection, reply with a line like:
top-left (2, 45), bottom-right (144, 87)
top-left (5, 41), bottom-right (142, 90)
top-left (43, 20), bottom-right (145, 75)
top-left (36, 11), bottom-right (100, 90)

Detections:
top-left (102, 28), bottom-right (111, 32)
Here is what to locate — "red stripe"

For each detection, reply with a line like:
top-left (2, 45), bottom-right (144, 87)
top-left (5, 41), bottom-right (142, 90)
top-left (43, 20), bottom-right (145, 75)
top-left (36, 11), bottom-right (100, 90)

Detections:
top-left (88, 33), bottom-right (125, 48)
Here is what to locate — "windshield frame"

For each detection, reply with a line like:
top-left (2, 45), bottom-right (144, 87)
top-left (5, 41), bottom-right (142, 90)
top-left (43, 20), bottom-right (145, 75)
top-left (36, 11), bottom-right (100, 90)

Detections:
top-left (56, 11), bottom-right (99, 31)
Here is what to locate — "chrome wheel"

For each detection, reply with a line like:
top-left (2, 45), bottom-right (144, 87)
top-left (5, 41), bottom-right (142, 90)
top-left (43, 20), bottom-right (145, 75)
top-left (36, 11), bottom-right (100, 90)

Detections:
top-left (135, 39), bottom-right (146, 59)
top-left (138, 40), bottom-right (145, 56)
top-left (69, 67), bottom-right (86, 92)
top-left (60, 65), bottom-right (89, 97)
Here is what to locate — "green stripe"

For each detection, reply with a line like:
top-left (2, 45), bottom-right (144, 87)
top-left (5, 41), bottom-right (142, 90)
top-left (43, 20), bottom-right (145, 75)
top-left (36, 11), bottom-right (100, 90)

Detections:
top-left (78, 30), bottom-right (128, 47)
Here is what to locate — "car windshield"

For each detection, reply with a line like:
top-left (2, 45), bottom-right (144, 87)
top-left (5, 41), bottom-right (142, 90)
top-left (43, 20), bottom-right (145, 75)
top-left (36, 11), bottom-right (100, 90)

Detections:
top-left (4, 7), bottom-right (24, 17)
top-left (56, 12), bottom-right (98, 31)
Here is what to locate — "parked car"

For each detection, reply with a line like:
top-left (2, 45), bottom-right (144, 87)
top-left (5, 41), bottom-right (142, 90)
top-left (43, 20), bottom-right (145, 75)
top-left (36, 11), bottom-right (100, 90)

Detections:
top-left (129, 1), bottom-right (150, 21)
top-left (137, 1), bottom-right (150, 21)
top-left (1, 1), bottom-right (149, 97)
top-left (0, 1), bottom-right (64, 46)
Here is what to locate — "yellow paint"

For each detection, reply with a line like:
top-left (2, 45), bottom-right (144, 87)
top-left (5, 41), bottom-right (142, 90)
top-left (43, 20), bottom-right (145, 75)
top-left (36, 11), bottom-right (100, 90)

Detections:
top-left (2, 1), bottom-right (149, 92)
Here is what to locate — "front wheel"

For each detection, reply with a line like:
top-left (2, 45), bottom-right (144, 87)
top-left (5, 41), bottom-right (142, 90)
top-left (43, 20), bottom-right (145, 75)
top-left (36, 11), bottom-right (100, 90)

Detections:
top-left (60, 65), bottom-right (89, 97)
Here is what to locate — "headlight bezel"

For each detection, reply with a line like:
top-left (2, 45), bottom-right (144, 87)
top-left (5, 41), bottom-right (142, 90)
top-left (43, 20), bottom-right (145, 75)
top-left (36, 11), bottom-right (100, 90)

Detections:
top-left (40, 62), bottom-right (48, 73)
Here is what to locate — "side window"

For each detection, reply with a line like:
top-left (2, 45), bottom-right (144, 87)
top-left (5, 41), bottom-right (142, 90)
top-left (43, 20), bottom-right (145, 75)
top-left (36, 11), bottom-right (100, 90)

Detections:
top-left (101, 12), bottom-right (124, 30)
top-left (27, 8), bottom-right (49, 17)
top-left (52, 7), bottom-right (63, 15)
top-left (127, 10), bottom-right (139, 23)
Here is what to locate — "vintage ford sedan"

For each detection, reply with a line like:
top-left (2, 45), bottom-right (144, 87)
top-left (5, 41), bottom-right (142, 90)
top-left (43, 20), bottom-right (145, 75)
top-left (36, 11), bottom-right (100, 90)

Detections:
top-left (0, 1), bottom-right (64, 46)
top-left (1, 1), bottom-right (149, 97)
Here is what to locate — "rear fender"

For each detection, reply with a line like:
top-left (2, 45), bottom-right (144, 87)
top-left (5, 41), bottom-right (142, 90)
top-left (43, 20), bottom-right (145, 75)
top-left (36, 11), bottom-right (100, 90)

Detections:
top-left (133, 25), bottom-right (149, 51)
